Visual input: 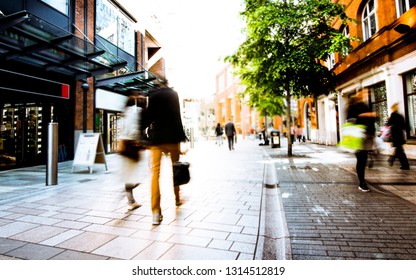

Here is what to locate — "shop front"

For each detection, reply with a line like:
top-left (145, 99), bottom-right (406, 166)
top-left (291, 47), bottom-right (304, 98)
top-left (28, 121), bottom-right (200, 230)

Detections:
top-left (95, 71), bottom-right (158, 153)
top-left (0, 10), bottom-right (127, 170)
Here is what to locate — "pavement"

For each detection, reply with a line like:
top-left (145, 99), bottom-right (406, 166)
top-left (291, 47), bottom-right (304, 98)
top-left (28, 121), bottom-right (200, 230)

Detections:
top-left (0, 137), bottom-right (415, 260)
top-left (266, 138), bottom-right (416, 260)
top-left (0, 139), bottom-right (267, 260)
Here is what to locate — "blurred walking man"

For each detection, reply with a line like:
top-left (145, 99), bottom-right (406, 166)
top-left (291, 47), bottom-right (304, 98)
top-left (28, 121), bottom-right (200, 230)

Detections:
top-left (224, 119), bottom-right (236, 150)
top-left (142, 80), bottom-right (187, 225)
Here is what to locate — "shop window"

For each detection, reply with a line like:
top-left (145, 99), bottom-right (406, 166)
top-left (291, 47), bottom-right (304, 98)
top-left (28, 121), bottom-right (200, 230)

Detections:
top-left (369, 82), bottom-right (388, 133)
top-left (404, 71), bottom-right (416, 138)
top-left (362, 0), bottom-right (377, 41)
top-left (397, 0), bottom-right (416, 16)
top-left (96, 0), bottom-right (135, 55)
top-left (41, 0), bottom-right (69, 15)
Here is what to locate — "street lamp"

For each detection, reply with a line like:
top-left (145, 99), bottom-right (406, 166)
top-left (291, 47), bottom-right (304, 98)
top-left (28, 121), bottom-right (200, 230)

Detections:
top-left (82, 82), bottom-right (89, 133)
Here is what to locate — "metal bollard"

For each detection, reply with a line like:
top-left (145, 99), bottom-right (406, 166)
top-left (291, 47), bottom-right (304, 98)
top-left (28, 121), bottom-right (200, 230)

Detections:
top-left (46, 122), bottom-right (58, 186)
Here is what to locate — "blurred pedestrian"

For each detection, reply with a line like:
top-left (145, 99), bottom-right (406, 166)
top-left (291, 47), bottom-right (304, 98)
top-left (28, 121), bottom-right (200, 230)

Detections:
top-left (387, 102), bottom-right (409, 170)
top-left (259, 123), bottom-right (269, 145)
top-left (224, 119), bottom-right (236, 150)
top-left (296, 125), bottom-right (303, 142)
top-left (214, 123), bottom-right (223, 146)
top-left (346, 91), bottom-right (376, 192)
top-left (142, 80), bottom-right (187, 225)
top-left (290, 125), bottom-right (296, 144)
top-left (117, 92), bottom-right (147, 210)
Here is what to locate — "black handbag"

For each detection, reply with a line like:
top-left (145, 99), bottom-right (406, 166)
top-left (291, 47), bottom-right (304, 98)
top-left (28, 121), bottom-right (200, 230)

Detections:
top-left (172, 161), bottom-right (190, 186)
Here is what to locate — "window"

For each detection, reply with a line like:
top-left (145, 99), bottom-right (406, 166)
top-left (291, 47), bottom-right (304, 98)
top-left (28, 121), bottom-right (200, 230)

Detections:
top-left (369, 83), bottom-right (388, 133)
top-left (404, 71), bottom-right (416, 138)
top-left (41, 0), bottom-right (69, 15)
top-left (342, 25), bottom-right (350, 57)
top-left (362, 0), bottom-right (377, 41)
top-left (326, 53), bottom-right (335, 69)
top-left (96, 0), bottom-right (135, 55)
top-left (397, 0), bottom-right (416, 16)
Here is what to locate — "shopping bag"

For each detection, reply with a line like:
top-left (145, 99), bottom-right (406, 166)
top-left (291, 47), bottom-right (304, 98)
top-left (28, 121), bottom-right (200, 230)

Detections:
top-left (338, 122), bottom-right (366, 152)
top-left (117, 139), bottom-right (142, 161)
top-left (380, 125), bottom-right (392, 142)
top-left (172, 161), bottom-right (190, 186)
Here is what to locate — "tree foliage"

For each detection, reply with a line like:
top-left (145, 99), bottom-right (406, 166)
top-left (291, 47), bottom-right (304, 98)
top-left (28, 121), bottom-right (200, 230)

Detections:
top-left (226, 0), bottom-right (354, 154)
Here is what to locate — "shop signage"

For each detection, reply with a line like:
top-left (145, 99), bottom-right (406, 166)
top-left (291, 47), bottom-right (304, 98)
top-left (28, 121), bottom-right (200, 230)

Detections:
top-left (0, 69), bottom-right (70, 99)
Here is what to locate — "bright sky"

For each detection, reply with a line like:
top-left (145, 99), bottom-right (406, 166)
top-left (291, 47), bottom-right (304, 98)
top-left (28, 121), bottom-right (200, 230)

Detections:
top-left (118, 0), bottom-right (245, 99)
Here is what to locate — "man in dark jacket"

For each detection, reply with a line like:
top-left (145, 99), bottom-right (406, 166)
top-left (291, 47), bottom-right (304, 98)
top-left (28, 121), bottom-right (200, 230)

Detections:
top-left (224, 119), bottom-right (236, 150)
top-left (387, 102), bottom-right (409, 170)
top-left (142, 80), bottom-right (187, 225)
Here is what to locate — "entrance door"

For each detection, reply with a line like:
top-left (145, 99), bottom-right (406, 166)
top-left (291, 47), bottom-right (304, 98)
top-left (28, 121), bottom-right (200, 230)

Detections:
top-left (108, 113), bottom-right (121, 153)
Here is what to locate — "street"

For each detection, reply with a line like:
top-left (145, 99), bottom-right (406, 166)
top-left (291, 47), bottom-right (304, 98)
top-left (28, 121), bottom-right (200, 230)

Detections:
top-left (0, 137), bottom-right (415, 260)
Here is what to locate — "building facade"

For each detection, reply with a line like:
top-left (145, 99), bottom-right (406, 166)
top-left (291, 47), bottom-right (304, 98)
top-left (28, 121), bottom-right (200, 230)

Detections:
top-left (0, 0), bottom-right (164, 170)
top-left (215, 64), bottom-right (258, 139)
top-left (299, 1), bottom-right (416, 154)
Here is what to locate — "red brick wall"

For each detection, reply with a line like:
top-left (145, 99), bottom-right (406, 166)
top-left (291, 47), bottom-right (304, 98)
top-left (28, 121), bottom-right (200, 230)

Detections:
top-left (332, 1), bottom-right (416, 84)
top-left (74, 0), bottom-right (95, 131)
top-left (136, 31), bottom-right (145, 70)
top-left (149, 58), bottom-right (166, 81)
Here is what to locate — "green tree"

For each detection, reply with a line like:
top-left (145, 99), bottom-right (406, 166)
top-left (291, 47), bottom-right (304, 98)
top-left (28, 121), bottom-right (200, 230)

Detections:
top-left (227, 0), bottom-right (354, 155)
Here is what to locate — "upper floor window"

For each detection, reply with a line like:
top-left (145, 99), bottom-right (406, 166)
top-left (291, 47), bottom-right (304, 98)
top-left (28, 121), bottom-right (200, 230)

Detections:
top-left (397, 0), bottom-right (416, 16)
top-left (342, 25), bottom-right (350, 57)
top-left (362, 0), bottom-right (377, 41)
top-left (326, 53), bottom-right (335, 69)
top-left (96, 0), bottom-right (135, 55)
top-left (41, 0), bottom-right (69, 15)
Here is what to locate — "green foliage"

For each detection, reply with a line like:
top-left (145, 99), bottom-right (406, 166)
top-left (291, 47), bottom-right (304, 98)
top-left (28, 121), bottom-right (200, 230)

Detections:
top-left (226, 0), bottom-right (354, 108)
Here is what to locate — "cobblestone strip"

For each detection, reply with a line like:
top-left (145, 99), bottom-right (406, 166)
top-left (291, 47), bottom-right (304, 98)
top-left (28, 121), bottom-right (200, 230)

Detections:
top-left (275, 162), bottom-right (416, 260)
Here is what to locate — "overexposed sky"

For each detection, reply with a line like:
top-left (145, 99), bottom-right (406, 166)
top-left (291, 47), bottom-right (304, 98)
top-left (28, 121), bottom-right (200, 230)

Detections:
top-left (118, 0), bottom-right (245, 99)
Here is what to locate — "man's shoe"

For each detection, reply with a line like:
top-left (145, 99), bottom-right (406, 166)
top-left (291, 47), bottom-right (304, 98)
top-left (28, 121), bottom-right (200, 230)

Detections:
top-left (358, 183), bottom-right (370, 193)
top-left (175, 200), bottom-right (182, 207)
top-left (152, 213), bottom-right (163, 225)
top-left (400, 166), bottom-right (410, 170)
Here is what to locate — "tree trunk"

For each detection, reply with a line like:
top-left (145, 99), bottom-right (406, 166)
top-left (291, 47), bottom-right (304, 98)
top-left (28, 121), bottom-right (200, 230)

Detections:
top-left (286, 83), bottom-right (292, 156)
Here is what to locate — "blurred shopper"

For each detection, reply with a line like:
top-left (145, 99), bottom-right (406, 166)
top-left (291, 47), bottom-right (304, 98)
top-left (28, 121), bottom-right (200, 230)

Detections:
top-left (346, 91), bottom-right (376, 192)
top-left (215, 123), bottom-right (223, 146)
top-left (118, 92), bottom-right (147, 210)
top-left (290, 125), bottom-right (296, 144)
top-left (259, 123), bottom-right (269, 145)
top-left (142, 80), bottom-right (187, 225)
top-left (224, 119), bottom-right (237, 150)
top-left (296, 125), bottom-right (303, 143)
top-left (387, 102), bottom-right (410, 170)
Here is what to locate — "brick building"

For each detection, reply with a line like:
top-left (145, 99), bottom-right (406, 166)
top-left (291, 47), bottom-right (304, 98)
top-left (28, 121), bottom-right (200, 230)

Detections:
top-left (215, 64), bottom-right (258, 139)
top-left (297, 0), bottom-right (416, 153)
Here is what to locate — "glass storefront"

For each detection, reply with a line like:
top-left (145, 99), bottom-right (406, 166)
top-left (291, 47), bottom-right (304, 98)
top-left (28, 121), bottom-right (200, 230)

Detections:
top-left (369, 82), bottom-right (388, 133)
top-left (404, 71), bottom-right (416, 138)
top-left (0, 104), bottom-right (46, 169)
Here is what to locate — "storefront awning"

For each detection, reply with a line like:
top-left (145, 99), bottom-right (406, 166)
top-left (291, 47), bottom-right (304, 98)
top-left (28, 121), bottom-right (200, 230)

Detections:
top-left (95, 70), bottom-right (158, 95)
top-left (0, 11), bottom-right (127, 80)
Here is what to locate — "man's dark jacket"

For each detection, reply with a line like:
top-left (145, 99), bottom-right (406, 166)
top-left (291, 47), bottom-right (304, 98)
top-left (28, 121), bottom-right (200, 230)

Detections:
top-left (142, 87), bottom-right (187, 145)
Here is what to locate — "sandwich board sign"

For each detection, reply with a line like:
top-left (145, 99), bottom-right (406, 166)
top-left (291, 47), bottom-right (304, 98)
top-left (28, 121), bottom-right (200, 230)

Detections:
top-left (72, 133), bottom-right (108, 173)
